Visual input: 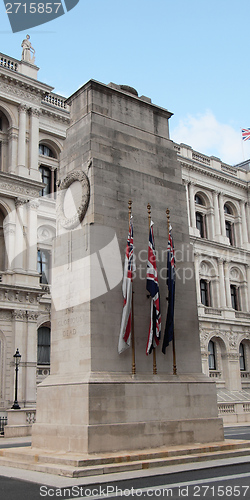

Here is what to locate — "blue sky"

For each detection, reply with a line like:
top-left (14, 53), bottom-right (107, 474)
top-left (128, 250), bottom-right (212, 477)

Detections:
top-left (1, 0), bottom-right (250, 165)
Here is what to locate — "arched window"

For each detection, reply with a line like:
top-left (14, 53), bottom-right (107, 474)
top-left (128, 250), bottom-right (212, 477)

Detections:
top-left (224, 203), bottom-right (232, 215)
top-left (37, 326), bottom-right (50, 365)
top-left (39, 144), bottom-right (55, 158)
top-left (224, 203), bottom-right (235, 245)
top-left (194, 192), bottom-right (208, 238)
top-left (239, 343), bottom-right (246, 371)
top-left (39, 143), bottom-right (58, 197)
top-left (208, 340), bottom-right (216, 370)
top-left (200, 279), bottom-right (211, 307)
top-left (195, 194), bottom-right (204, 206)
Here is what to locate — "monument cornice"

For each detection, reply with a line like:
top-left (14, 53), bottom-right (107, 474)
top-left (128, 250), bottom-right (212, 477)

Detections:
top-left (66, 79), bottom-right (174, 119)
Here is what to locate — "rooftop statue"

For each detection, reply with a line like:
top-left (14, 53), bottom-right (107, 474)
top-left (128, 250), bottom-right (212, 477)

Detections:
top-left (21, 35), bottom-right (35, 64)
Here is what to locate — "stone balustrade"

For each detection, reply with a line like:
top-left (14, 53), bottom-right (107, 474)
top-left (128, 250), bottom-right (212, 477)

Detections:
top-left (0, 54), bottom-right (19, 72)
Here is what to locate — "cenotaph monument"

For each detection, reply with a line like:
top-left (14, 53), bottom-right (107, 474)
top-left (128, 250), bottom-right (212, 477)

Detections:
top-left (32, 80), bottom-right (223, 453)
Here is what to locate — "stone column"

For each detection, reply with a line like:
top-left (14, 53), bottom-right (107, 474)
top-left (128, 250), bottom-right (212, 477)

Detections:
top-left (3, 221), bottom-right (16, 270)
top-left (11, 309), bottom-right (27, 405)
top-left (224, 261), bottom-right (232, 308)
top-left (194, 252), bottom-right (201, 303)
top-left (219, 192), bottom-right (226, 237)
top-left (26, 311), bottom-right (39, 406)
top-left (184, 180), bottom-right (191, 226)
top-left (14, 199), bottom-right (26, 271)
top-left (247, 265), bottom-right (250, 312)
top-left (1, 139), bottom-right (8, 172)
top-left (241, 200), bottom-right (249, 245)
top-left (17, 104), bottom-right (27, 174)
top-left (189, 182), bottom-right (196, 228)
top-left (27, 200), bottom-right (39, 274)
top-left (212, 191), bottom-right (221, 237)
top-left (29, 108), bottom-right (41, 181)
top-left (218, 258), bottom-right (226, 308)
top-left (8, 127), bottom-right (18, 173)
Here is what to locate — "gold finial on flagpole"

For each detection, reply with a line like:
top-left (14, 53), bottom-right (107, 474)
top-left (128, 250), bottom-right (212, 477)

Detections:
top-left (128, 200), bottom-right (136, 376)
top-left (128, 199), bottom-right (132, 223)
top-left (166, 208), bottom-right (177, 376)
top-left (147, 203), bottom-right (157, 375)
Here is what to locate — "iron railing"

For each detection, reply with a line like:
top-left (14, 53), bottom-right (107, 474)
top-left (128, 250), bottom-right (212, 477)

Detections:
top-left (0, 416), bottom-right (7, 435)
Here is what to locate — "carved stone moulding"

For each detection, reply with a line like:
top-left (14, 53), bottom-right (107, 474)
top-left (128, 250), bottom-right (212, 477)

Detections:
top-left (57, 170), bottom-right (90, 230)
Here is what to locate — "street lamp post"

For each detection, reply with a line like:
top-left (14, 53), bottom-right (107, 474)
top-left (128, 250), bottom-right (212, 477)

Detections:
top-left (11, 348), bottom-right (21, 410)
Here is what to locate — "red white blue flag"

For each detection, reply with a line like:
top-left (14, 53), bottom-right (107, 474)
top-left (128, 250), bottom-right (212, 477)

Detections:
top-left (242, 129), bottom-right (250, 141)
top-left (118, 217), bottom-right (135, 354)
top-left (146, 221), bottom-right (161, 355)
top-left (162, 226), bottom-right (176, 353)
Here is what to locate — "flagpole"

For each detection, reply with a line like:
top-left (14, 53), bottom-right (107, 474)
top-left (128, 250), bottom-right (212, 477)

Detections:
top-left (147, 203), bottom-right (157, 375)
top-left (166, 209), bottom-right (177, 376)
top-left (128, 200), bottom-right (136, 376)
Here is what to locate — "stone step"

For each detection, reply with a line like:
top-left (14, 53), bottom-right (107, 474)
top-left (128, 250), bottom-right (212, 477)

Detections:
top-left (0, 441), bottom-right (250, 477)
top-left (1, 440), bottom-right (249, 468)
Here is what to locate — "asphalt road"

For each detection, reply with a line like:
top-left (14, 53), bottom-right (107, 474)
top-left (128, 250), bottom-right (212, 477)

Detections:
top-left (1, 462), bottom-right (250, 500)
top-left (224, 426), bottom-right (250, 441)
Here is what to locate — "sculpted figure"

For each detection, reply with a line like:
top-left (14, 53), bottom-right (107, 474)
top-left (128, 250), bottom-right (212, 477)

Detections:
top-left (21, 35), bottom-right (35, 63)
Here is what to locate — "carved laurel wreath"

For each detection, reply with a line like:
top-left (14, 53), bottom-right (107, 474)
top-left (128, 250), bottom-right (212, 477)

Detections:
top-left (58, 170), bottom-right (90, 229)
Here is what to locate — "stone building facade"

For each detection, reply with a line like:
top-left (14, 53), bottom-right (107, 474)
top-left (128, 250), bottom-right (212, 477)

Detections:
top-left (0, 43), bottom-right (250, 425)
top-left (0, 48), bottom-right (68, 417)
top-left (178, 144), bottom-right (250, 422)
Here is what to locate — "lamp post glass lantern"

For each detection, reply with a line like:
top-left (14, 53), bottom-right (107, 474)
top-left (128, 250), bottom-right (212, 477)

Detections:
top-left (12, 348), bottom-right (21, 410)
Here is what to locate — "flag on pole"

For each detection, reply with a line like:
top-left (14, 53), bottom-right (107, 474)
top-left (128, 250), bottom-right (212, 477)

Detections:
top-left (242, 129), bottom-right (250, 141)
top-left (118, 217), bottom-right (135, 354)
top-left (162, 226), bottom-right (176, 354)
top-left (146, 221), bottom-right (161, 355)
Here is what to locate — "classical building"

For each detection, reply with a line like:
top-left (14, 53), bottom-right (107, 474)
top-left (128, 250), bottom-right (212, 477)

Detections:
top-left (0, 41), bottom-right (249, 428)
top-left (0, 45), bottom-right (69, 419)
top-left (178, 144), bottom-right (250, 422)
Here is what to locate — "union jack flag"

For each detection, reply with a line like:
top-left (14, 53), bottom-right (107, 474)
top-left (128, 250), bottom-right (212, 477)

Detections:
top-left (146, 221), bottom-right (161, 355)
top-left (118, 217), bottom-right (135, 354)
top-left (242, 129), bottom-right (250, 141)
top-left (162, 226), bottom-right (175, 353)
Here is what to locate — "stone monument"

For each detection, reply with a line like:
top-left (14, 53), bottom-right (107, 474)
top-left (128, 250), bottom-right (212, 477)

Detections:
top-left (32, 80), bottom-right (223, 453)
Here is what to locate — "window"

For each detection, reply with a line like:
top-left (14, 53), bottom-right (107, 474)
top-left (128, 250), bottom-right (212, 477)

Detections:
top-left (239, 343), bottom-right (246, 371)
top-left (200, 279), bottom-right (211, 306)
top-left (39, 144), bottom-right (55, 158)
top-left (39, 143), bottom-right (57, 197)
top-left (39, 166), bottom-right (57, 197)
top-left (208, 340), bottom-right (216, 370)
top-left (224, 204), bottom-right (232, 215)
top-left (196, 212), bottom-right (206, 238)
top-left (225, 220), bottom-right (234, 245)
top-left (37, 327), bottom-right (50, 365)
top-left (230, 284), bottom-right (240, 310)
top-left (37, 249), bottom-right (50, 284)
top-left (195, 194), bottom-right (204, 206)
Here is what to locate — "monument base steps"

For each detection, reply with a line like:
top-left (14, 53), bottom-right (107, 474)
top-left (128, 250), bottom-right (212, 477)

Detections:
top-left (0, 441), bottom-right (250, 477)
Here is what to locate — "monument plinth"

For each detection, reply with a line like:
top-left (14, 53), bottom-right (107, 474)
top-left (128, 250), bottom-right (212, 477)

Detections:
top-left (32, 80), bottom-right (223, 453)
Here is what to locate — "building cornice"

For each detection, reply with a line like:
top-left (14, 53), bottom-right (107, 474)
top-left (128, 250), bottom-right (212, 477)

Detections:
top-left (180, 157), bottom-right (249, 190)
top-left (0, 171), bottom-right (43, 198)
top-left (0, 67), bottom-right (53, 101)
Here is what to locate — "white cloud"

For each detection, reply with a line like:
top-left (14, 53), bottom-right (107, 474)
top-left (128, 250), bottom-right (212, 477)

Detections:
top-left (171, 110), bottom-right (249, 165)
